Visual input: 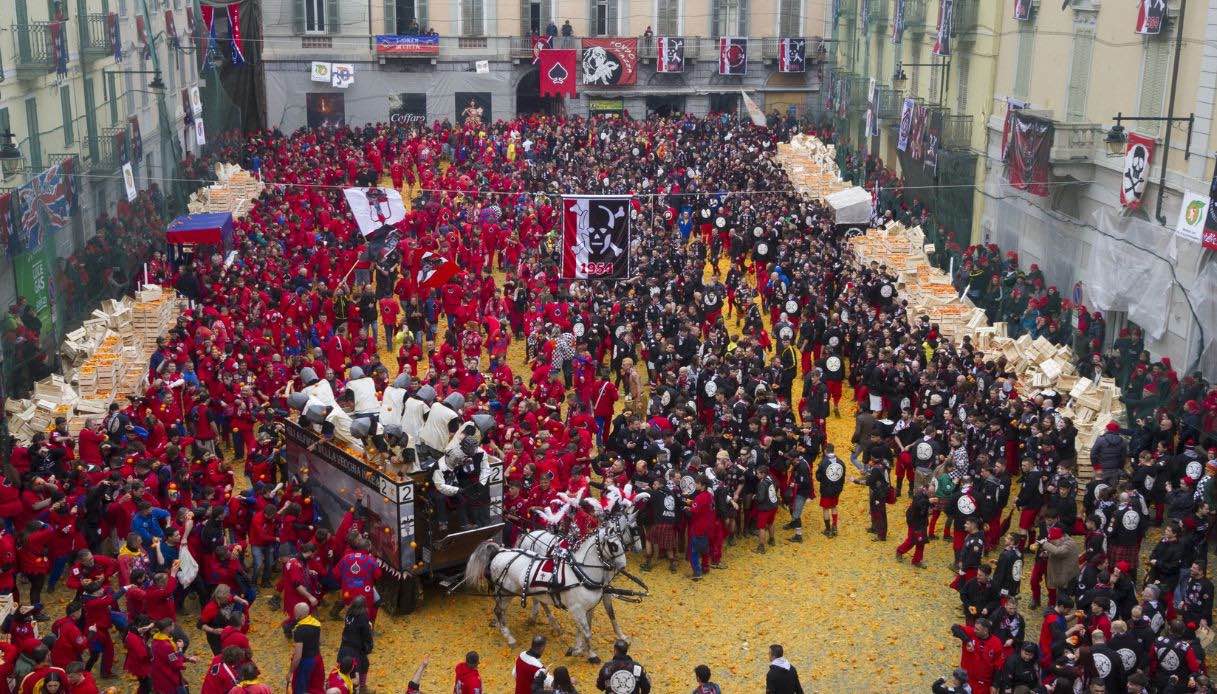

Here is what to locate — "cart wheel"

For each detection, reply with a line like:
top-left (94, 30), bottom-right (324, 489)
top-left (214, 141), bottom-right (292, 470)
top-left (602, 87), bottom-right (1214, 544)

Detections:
top-left (395, 575), bottom-right (420, 614)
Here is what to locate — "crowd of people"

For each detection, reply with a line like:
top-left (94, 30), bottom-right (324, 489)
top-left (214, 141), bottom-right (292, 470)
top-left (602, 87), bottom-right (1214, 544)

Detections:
top-left (0, 106), bottom-right (1212, 694)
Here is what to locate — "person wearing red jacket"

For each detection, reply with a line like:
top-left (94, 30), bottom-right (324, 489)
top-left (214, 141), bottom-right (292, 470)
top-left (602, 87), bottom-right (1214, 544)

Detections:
top-left (149, 618), bottom-right (194, 694)
top-left (80, 581), bottom-right (126, 678)
top-left (512, 636), bottom-right (547, 694)
top-left (123, 616), bottom-right (155, 694)
top-left (453, 651), bottom-right (482, 694)
top-left (0, 526), bottom-right (17, 597)
top-left (63, 663), bottom-right (99, 694)
top-left (199, 646), bottom-right (243, 694)
top-left (64, 551), bottom-right (118, 595)
top-left (950, 619), bottom-right (1005, 694)
top-left (15, 521), bottom-right (52, 616)
top-left (280, 543), bottom-right (320, 636)
top-left (48, 602), bottom-right (88, 670)
top-left (687, 475), bottom-right (717, 581)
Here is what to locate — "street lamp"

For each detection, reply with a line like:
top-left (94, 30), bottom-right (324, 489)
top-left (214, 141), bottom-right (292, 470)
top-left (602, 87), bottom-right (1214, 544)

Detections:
top-left (102, 68), bottom-right (167, 99)
top-left (1103, 123), bottom-right (1126, 157)
top-left (0, 130), bottom-right (21, 178)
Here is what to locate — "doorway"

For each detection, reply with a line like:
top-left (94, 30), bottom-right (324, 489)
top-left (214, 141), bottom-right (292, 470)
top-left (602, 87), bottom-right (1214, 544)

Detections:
top-left (646, 95), bottom-right (685, 117)
top-left (709, 93), bottom-right (739, 115)
top-left (516, 70), bottom-right (561, 115)
top-left (528, 1), bottom-right (542, 34)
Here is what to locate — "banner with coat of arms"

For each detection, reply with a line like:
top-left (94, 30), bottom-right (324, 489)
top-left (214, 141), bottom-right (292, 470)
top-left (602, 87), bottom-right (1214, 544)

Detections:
top-left (581, 37), bottom-right (638, 85)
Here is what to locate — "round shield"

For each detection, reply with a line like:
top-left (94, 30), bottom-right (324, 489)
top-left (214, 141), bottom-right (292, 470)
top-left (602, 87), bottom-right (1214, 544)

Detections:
top-left (1187, 460), bottom-right (1203, 480)
top-left (785, 299), bottom-right (799, 315)
top-left (1117, 648), bottom-right (1137, 672)
top-left (704, 380), bottom-right (718, 397)
top-left (880, 284), bottom-right (894, 299)
top-left (825, 461), bottom-right (844, 482)
top-left (715, 216), bottom-right (727, 229)
top-left (679, 475), bottom-right (696, 495)
top-left (957, 495), bottom-right (977, 516)
top-left (825, 356), bottom-right (842, 373)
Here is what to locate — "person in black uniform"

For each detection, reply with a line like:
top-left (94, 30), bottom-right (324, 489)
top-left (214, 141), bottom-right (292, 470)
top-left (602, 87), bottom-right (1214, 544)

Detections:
top-left (595, 639), bottom-right (651, 694)
top-left (866, 457), bottom-right (891, 541)
top-left (785, 445), bottom-right (815, 543)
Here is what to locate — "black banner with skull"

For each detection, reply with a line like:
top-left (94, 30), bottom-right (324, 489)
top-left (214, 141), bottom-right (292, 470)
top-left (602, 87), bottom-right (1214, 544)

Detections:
top-left (561, 195), bottom-right (632, 280)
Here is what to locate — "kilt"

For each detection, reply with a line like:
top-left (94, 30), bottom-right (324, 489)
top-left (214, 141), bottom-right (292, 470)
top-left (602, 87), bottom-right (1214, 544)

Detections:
top-left (1108, 543), bottom-right (1140, 572)
top-left (647, 523), bottom-right (678, 552)
top-left (754, 508), bottom-right (778, 530)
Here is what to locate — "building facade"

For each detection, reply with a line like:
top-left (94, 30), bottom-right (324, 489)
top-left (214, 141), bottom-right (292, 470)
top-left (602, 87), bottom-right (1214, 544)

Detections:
top-left (826, 0), bottom-right (1217, 376)
top-left (1, 0), bottom-right (205, 305)
top-left (977, 0), bottom-right (1217, 376)
top-left (260, 0), bottom-right (826, 131)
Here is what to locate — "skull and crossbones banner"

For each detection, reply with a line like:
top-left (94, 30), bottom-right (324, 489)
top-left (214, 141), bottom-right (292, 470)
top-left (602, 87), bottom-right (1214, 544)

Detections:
top-left (1120, 131), bottom-right (1155, 210)
top-left (561, 195), bottom-right (632, 280)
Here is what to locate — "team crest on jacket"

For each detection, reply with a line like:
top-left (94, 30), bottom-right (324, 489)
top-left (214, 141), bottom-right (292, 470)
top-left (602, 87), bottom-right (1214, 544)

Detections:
top-left (1093, 652), bottom-right (1112, 678)
top-left (1122, 509), bottom-right (1140, 530)
top-left (1117, 648), bottom-right (1137, 671)
top-left (825, 461), bottom-right (844, 481)
top-left (957, 495), bottom-right (976, 515)
top-left (1011, 558), bottom-right (1023, 581)
top-left (608, 670), bottom-right (638, 693)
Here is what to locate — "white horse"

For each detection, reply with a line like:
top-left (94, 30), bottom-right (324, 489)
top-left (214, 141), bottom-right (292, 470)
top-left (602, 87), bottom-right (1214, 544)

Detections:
top-left (515, 499), bottom-right (646, 643)
top-left (464, 524), bottom-right (629, 662)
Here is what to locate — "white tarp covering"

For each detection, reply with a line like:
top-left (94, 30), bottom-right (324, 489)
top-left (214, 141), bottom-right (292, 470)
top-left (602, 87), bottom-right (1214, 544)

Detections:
top-left (826, 186), bottom-right (873, 225)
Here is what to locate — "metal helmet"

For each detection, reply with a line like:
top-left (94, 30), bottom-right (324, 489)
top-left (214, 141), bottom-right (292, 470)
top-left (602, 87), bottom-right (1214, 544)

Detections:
top-left (415, 385), bottom-right (437, 405)
top-left (443, 392), bottom-right (465, 412)
top-left (349, 417), bottom-right (373, 438)
top-left (300, 367), bottom-right (320, 386)
top-left (392, 373), bottom-right (411, 389)
top-left (286, 392), bottom-right (309, 411)
top-left (349, 366), bottom-right (365, 380)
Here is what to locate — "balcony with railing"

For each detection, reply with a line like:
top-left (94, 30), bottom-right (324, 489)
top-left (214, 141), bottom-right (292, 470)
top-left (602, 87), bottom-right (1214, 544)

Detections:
top-left (952, 0), bottom-right (979, 42)
top-left (877, 85), bottom-right (903, 119)
top-left (13, 22), bottom-right (56, 78)
top-left (85, 134), bottom-right (119, 173)
top-left (80, 13), bottom-right (112, 60)
top-left (1049, 121), bottom-right (1101, 163)
top-left (942, 113), bottom-right (973, 149)
top-left (904, 0), bottom-right (928, 30)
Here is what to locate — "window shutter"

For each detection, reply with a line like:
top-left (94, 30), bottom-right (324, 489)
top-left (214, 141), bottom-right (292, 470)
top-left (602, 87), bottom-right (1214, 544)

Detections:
top-left (25, 98), bottom-right (43, 171)
top-left (519, 0), bottom-right (529, 35)
top-left (739, 0), bottom-right (747, 34)
top-left (61, 86), bottom-right (75, 146)
top-left (326, 0), bottom-right (340, 34)
top-left (417, 0), bottom-right (427, 31)
top-left (955, 54), bottom-right (968, 113)
top-left (608, 0), bottom-right (618, 34)
top-left (293, 0), bottom-right (305, 34)
top-left (1137, 36), bottom-right (1170, 136)
top-left (385, 0), bottom-right (397, 33)
top-left (1013, 21), bottom-right (1034, 99)
top-left (711, 0), bottom-right (720, 37)
top-left (1065, 23), bottom-right (1094, 122)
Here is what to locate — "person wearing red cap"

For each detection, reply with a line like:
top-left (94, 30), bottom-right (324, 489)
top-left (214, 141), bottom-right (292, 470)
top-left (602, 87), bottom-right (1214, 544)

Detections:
top-left (1041, 526), bottom-right (1079, 607)
top-left (1090, 420), bottom-right (1128, 485)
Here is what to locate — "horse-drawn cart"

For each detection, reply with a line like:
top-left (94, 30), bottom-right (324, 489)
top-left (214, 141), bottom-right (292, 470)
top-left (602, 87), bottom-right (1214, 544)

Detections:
top-left (282, 420), bottom-right (504, 614)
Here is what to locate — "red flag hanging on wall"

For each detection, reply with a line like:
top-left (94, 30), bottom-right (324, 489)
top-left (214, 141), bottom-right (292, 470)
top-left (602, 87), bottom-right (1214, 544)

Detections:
top-left (538, 49), bottom-right (577, 97)
top-left (718, 37), bottom-right (748, 75)
top-left (1003, 111), bottom-right (1054, 197)
top-left (1119, 131), bottom-right (1155, 210)
top-left (580, 37), bottom-right (638, 85)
